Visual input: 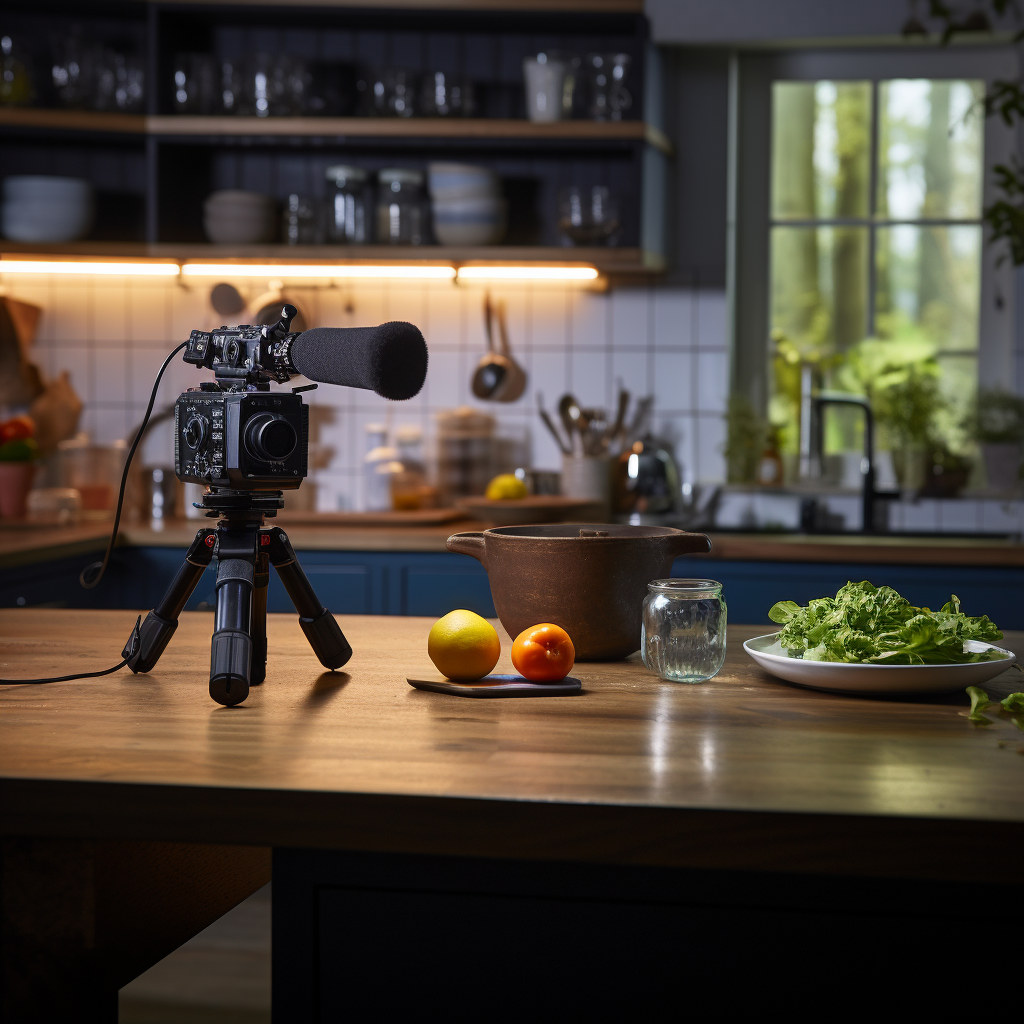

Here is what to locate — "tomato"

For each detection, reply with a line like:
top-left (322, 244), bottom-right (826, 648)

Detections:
top-left (0, 416), bottom-right (33, 444)
top-left (511, 623), bottom-right (575, 683)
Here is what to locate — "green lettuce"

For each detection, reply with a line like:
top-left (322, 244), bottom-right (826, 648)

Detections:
top-left (768, 581), bottom-right (1006, 665)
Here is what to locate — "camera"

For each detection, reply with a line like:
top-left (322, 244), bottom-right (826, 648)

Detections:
top-left (173, 305), bottom-right (310, 494)
top-left (175, 388), bottom-right (307, 491)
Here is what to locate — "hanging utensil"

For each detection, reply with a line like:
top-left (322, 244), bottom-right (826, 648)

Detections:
top-left (607, 387), bottom-right (630, 449)
top-left (471, 292), bottom-right (511, 400)
top-left (537, 392), bottom-right (570, 455)
top-left (491, 298), bottom-right (527, 403)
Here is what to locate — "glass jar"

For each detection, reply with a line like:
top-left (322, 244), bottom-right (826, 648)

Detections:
top-left (325, 165), bottom-right (369, 244)
top-left (641, 579), bottom-right (727, 683)
top-left (282, 193), bottom-right (321, 245)
top-left (376, 168), bottom-right (426, 245)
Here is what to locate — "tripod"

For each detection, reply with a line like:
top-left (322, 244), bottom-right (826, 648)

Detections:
top-left (123, 490), bottom-right (352, 706)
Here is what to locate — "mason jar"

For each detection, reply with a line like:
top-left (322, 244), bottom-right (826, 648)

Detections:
top-left (325, 164), bottom-right (369, 244)
top-left (641, 579), bottom-right (727, 683)
top-left (376, 168), bottom-right (426, 244)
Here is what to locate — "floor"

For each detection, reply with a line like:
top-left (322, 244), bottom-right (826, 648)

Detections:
top-left (118, 884), bottom-right (271, 1024)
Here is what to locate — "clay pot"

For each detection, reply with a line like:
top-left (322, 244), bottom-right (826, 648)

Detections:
top-left (0, 461), bottom-right (36, 519)
top-left (447, 523), bottom-right (712, 661)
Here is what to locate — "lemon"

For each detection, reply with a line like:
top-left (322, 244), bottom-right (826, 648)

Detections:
top-left (485, 473), bottom-right (528, 500)
top-left (428, 609), bottom-right (501, 681)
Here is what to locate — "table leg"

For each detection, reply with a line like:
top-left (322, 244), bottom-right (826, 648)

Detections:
top-left (1, 837), bottom-right (270, 1019)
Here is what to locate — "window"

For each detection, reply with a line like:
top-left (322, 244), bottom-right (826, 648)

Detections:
top-left (731, 49), bottom-right (1015, 480)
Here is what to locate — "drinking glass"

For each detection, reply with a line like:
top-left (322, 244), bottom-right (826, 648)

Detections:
top-left (586, 52), bottom-right (631, 121)
top-left (558, 185), bottom-right (620, 246)
top-left (641, 579), bottom-right (727, 683)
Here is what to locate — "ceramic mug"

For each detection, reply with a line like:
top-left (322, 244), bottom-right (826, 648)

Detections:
top-left (522, 56), bottom-right (567, 123)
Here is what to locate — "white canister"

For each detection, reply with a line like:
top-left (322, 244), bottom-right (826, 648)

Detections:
top-left (522, 56), bottom-right (567, 123)
top-left (561, 454), bottom-right (610, 505)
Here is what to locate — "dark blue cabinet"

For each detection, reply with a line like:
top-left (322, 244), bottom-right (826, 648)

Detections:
top-left (3, 546), bottom-right (1021, 629)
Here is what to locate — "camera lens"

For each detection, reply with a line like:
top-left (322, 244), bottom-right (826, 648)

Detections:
top-left (245, 413), bottom-right (297, 463)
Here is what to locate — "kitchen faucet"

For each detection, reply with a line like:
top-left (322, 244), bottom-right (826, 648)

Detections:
top-left (799, 372), bottom-right (899, 533)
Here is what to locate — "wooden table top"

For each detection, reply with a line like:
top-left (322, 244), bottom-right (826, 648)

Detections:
top-left (1, 610), bottom-right (1022, 881)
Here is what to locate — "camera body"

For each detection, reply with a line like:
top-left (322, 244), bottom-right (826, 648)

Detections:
top-left (174, 388), bottom-right (307, 491)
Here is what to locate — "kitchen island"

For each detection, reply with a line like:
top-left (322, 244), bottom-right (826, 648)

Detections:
top-left (1, 609), bottom-right (1022, 1016)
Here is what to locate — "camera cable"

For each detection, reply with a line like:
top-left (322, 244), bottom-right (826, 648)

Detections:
top-left (1, 340), bottom-right (186, 686)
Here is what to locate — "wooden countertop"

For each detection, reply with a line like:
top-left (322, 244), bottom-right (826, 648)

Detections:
top-left (3, 516), bottom-right (1024, 567)
top-left (1, 610), bottom-right (1022, 881)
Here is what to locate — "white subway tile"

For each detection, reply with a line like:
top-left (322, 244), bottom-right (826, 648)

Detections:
top-left (653, 288), bottom-right (694, 348)
top-left (52, 345), bottom-right (94, 405)
top-left (423, 282), bottom-right (463, 350)
top-left (693, 413), bottom-right (727, 483)
top-left (696, 350), bottom-right (729, 414)
top-left (610, 287), bottom-right (649, 349)
top-left (93, 345), bottom-right (129, 406)
top-left (425, 348), bottom-right (465, 410)
top-left (611, 348), bottom-right (650, 400)
top-left (696, 289), bottom-right (728, 348)
top-left (653, 350), bottom-right (691, 414)
top-left (569, 349), bottom-right (610, 409)
top-left (91, 406), bottom-right (131, 445)
top-left (529, 350), bottom-right (568, 413)
top-left (128, 283), bottom-right (174, 343)
top-left (569, 291), bottom-right (608, 349)
top-left (528, 288), bottom-right (569, 349)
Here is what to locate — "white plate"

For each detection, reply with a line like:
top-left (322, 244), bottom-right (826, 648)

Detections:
top-left (743, 633), bottom-right (1018, 694)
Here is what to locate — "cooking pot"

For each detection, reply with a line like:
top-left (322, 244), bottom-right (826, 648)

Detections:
top-left (446, 524), bottom-right (712, 660)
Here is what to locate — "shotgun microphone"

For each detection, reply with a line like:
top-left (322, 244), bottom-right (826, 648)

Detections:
top-left (288, 321), bottom-right (428, 401)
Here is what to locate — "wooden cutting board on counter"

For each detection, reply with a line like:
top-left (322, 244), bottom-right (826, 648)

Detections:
top-left (276, 508), bottom-right (466, 527)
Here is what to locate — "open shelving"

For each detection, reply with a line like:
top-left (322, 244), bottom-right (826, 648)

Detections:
top-left (0, 2), bottom-right (669, 280)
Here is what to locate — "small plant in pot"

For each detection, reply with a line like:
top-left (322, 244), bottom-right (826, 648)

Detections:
top-left (962, 390), bottom-right (1024, 494)
top-left (0, 415), bottom-right (38, 519)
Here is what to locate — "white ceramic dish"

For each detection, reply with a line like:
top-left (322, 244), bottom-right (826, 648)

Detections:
top-left (432, 197), bottom-right (506, 245)
top-left (3, 175), bottom-right (93, 202)
top-left (427, 162), bottom-right (501, 201)
top-left (743, 632), bottom-right (1018, 695)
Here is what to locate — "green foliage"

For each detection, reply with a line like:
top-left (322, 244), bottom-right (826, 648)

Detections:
top-left (723, 393), bottom-right (766, 484)
top-left (967, 685), bottom-right (997, 723)
top-left (962, 389), bottom-right (1024, 444)
top-left (0, 438), bottom-right (37, 462)
top-left (767, 580), bottom-right (1005, 664)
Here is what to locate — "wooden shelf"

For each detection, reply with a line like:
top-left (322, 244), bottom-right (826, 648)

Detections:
top-left (0, 108), bottom-right (672, 155)
top-left (0, 242), bottom-right (664, 277)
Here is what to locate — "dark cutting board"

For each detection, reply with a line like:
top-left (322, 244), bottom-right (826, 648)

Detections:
top-left (407, 674), bottom-right (582, 698)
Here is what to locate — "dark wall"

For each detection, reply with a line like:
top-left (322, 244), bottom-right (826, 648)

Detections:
top-left (660, 48), bottom-right (730, 287)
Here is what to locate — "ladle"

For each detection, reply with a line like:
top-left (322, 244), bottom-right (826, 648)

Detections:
top-left (470, 293), bottom-right (510, 399)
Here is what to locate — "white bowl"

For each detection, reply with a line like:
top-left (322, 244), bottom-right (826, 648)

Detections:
top-left (204, 189), bottom-right (274, 212)
top-left (3, 175), bottom-right (93, 203)
top-left (427, 162), bottom-right (501, 201)
top-left (2, 199), bottom-right (94, 242)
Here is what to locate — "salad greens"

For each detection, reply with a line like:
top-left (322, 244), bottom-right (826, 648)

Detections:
top-left (768, 581), bottom-right (1006, 665)
top-left (965, 687), bottom-right (1024, 730)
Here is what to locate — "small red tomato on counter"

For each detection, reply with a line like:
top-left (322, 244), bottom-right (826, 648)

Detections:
top-left (0, 415), bottom-right (34, 444)
top-left (511, 623), bottom-right (576, 683)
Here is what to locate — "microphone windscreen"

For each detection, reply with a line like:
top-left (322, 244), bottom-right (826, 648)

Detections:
top-left (290, 322), bottom-right (428, 400)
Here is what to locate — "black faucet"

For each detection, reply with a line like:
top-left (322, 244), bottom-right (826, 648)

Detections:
top-left (808, 392), bottom-right (900, 534)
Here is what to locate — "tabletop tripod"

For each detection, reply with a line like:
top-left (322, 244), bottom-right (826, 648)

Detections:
top-left (122, 490), bottom-right (352, 706)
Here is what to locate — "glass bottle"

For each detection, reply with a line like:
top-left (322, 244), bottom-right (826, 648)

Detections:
top-left (325, 165), bottom-right (369, 244)
top-left (376, 168), bottom-right (426, 245)
top-left (641, 579), bottom-right (727, 683)
top-left (363, 424), bottom-right (401, 512)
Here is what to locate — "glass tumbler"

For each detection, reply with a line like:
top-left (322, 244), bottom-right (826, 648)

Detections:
top-left (641, 579), bottom-right (727, 683)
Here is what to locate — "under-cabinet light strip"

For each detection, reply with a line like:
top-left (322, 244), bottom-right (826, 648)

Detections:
top-left (0, 259), bottom-right (602, 282)
top-left (180, 263), bottom-right (457, 279)
top-left (0, 259), bottom-right (181, 276)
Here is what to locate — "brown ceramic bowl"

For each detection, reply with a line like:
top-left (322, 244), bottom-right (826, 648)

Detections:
top-left (447, 523), bottom-right (712, 661)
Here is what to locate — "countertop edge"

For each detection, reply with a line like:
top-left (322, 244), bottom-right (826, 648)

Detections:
top-left (2, 778), bottom-right (1021, 883)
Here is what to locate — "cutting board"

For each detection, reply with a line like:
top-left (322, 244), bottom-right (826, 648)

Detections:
top-left (407, 674), bottom-right (583, 698)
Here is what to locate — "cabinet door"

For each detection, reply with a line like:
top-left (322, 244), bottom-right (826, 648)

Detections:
top-left (266, 563), bottom-right (374, 615)
top-left (399, 561), bottom-right (495, 618)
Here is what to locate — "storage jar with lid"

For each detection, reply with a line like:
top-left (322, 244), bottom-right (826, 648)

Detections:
top-left (376, 168), bottom-right (426, 245)
top-left (325, 165), bottom-right (369, 244)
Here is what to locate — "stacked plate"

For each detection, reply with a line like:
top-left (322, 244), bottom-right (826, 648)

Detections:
top-left (203, 190), bottom-right (277, 244)
top-left (2, 176), bottom-right (95, 243)
top-left (427, 163), bottom-right (506, 246)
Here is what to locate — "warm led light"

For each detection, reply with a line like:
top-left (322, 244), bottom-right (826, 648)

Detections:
top-left (181, 263), bottom-right (456, 280)
top-left (456, 265), bottom-right (599, 282)
top-left (0, 259), bottom-right (180, 276)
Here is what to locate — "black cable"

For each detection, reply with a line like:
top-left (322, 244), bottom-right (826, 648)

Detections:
top-left (0, 617), bottom-right (140, 686)
top-left (79, 341), bottom-right (188, 590)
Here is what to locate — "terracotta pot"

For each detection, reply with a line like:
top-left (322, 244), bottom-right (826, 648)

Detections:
top-left (0, 461), bottom-right (36, 519)
top-left (447, 523), bottom-right (712, 661)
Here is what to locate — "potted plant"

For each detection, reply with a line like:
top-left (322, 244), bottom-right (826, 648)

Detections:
top-left (0, 414), bottom-right (38, 519)
top-left (962, 390), bottom-right (1024, 494)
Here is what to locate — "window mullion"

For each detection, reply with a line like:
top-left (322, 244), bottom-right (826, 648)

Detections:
top-left (867, 79), bottom-right (880, 339)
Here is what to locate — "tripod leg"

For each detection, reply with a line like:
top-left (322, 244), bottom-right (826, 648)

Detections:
top-left (125, 529), bottom-right (216, 673)
top-left (209, 557), bottom-right (254, 707)
top-left (251, 551), bottom-right (269, 686)
top-left (266, 527), bottom-right (352, 671)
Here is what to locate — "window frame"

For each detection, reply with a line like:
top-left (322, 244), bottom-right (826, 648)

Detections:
top-left (728, 45), bottom-right (1018, 419)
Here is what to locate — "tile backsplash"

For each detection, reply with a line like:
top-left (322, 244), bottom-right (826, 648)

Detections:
top-left (4, 275), bottom-right (729, 511)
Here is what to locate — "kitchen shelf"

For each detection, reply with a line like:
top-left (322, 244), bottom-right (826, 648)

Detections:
top-left (0, 109), bottom-right (671, 154)
top-left (0, 242), bottom-right (663, 277)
